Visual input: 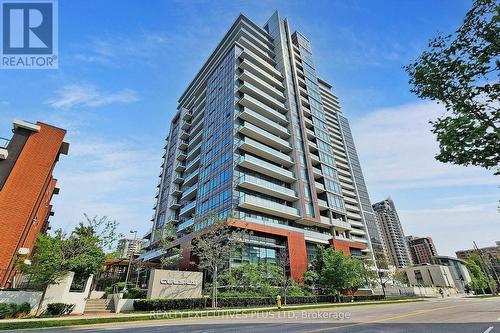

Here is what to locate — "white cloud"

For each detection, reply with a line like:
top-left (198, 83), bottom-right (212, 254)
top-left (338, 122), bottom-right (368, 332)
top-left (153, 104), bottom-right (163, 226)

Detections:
top-left (50, 136), bottom-right (160, 237)
top-left (400, 202), bottom-right (500, 256)
top-left (351, 101), bottom-right (498, 190)
top-left (46, 84), bottom-right (140, 110)
top-left (73, 32), bottom-right (173, 66)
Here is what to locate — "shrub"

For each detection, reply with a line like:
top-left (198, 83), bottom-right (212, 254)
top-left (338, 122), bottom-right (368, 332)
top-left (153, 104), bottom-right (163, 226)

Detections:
top-left (0, 302), bottom-right (31, 319)
top-left (45, 303), bottom-right (75, 316)
top-left (134, 295), bottom-right (342, 311)
top-left (123, 288), bottom-right (147, 299)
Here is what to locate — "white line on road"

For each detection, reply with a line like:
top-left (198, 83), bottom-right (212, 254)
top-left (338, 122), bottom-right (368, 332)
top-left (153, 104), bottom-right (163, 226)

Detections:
top-left (484, 327), bottom-right (494, 333)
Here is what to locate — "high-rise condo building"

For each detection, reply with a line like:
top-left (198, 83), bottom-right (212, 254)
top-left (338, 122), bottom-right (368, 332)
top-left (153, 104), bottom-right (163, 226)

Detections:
top-left (406, 235), bottom-right (438, 265)
top-left (372, 198), bottom-right (412, 268)
top-left (143, 12), bottom-right (379, 280)
top-left (0, 120), bottom-right (69, 288)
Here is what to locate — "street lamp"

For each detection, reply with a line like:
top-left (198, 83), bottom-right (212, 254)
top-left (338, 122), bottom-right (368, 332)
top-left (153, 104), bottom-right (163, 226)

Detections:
top-left (123, 230), bottom-right (137, 292)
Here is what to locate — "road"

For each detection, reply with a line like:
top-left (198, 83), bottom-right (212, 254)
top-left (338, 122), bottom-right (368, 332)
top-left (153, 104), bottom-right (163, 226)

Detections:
top-left (10, 297), bottom-right (500, 333)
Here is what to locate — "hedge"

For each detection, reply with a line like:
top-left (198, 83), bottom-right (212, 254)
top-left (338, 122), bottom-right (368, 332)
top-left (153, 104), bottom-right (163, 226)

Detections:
top-left (0, 303), bottom-right (31, 319)
top-left (133, 294), bottom-right (370, 311)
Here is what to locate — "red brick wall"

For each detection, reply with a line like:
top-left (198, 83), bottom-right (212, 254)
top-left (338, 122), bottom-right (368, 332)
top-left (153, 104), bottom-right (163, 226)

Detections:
top-left (329, 239), bottom-right (366, 255)
top-left (0, 123), bottom-right (66, 287)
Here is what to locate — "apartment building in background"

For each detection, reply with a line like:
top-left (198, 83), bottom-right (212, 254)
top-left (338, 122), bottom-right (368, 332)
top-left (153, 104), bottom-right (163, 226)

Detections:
top-left (372, 198), bottom-right (412, 268)
top-left (0, 120), bottom-right (69, 288)
top-left (142, 12), bottom-right (379, 280)
top-left (407, 235), bottom-right (438, 265)
top-left (116, 238), bottom-right (147, 258)
top-left (456, 241), bottom-right (500, 282)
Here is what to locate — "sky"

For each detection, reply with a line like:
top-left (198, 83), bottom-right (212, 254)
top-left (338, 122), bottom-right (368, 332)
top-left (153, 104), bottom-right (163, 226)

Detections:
top-left (0, 0), bottom-right (498, 256)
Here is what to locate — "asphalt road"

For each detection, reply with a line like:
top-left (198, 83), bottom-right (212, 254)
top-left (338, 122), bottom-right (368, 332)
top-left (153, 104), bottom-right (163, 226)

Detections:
top-left (10, 297), bottom-right (500, 333)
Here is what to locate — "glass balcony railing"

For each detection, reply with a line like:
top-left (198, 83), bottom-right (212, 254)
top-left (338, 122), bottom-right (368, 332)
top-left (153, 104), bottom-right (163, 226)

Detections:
top-left (178, 218), bottom-right (194, 232)
top-left (239, 193), bottom-right (299, 218)
top-left (238, 174), bottom-right (296, 198)
top-left (0, 137), bottom-right (9, 149)
top-left (179, 200), bottom-right (196, 216)
top-left (239, 137), bottom-right (292, 165)
top-left (239, 155), bottom-right (294, 181)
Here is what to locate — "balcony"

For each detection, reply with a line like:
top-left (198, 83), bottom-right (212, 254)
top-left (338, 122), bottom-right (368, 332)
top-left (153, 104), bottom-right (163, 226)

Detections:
top-left (177, 218), bottom-right (194, 232)
top-left (317, 199), bottom-right (328, 210)
top-left (350, 228), bottom-right (366, 236)
top-left (238, 107), bottom-right (290, 138)
top-left (184, 169), bottom-right (199, 187)
top-left (238, 194), bottom-right (300, 220)
top-left (182, 111), bottom-right (192, 121)
top-left (239, 70), bottom-right (285, 102)
top-left (185, 155), bottom-right (200, 174)
top-left (238, 122), bottom-right (291, 152)
top-left (171, 186), bottom-right (182, 196)
top-left (238, 155), bottom-right (295, 182)
top-left (173, 173), bottom-right (184, 184)
top-left (310, 153), bottom-right (320, 165)
top-left (238, 174), bottom-right (297, 201)
top-left (308, 140), bottom-right (318, 151)
top-left (180, 184), bottom-right (197, 201)
top-left (239, 49), bottom-right (283, 80)
top-left (238, 81), bottom-right (287, 113)
top-left (239, 59), bottom-right (283, 88)
top-left (180, 131), bottom-right (189, 140)
top-left (238, 137), bottom-right (292, 166)
top-left (312, 167), bottom-right (323, 179)
top-left (175, 162), bottom-right (186, 172)
top-left (169, 200), bottom-right (181, 209)
top-left (351, 236), bottom-right (368, 244)
top-left (315, 182), bottom-right (325, 193)
top-left (166, 215), bottom-right (179, 223)
top-left (179, 201), bottom-right (196, 217)
top-left (177, 152), bottom-right (187, 161)
top-left (181, 120), bottom-right (191, 131)
top-left (238, 94), bottom-right (288, 125)
top-left (326, 217), bottom-right (352, 230)
top-left (189, 131), bottom-right (203, 149)
top-left (186, 142), bottom-right (202, 161)
top-left (178, 139), bottom-right (188, 150)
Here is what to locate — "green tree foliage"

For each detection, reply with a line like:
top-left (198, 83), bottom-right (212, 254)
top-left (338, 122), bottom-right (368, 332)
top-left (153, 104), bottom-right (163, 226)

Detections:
top-left (20, 214), bottom-right (118, 315)
top-left (404, 0), bottom-right (500, 174)
top-left (155, 222), bottom-right (182, 269)
top-left (303, 246), bottom-right (366, 294)
top-left (191, 214), bottom-right (247, 307)
top-left (466, 254), bottom-right (497, 293)
top-left (219, 263), bottom-right (284, 297)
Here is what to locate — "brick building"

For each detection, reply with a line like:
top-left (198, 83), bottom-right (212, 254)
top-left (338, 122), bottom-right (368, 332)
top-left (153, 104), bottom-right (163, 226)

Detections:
top-left (0, 120), bottom-right (68, 288)
top-left (406, 235), bottom-right (438, 265)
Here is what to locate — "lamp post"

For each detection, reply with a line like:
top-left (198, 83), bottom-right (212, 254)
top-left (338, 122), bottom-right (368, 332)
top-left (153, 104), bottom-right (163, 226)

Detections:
top-left (123, 230), bottom-right (137, 292)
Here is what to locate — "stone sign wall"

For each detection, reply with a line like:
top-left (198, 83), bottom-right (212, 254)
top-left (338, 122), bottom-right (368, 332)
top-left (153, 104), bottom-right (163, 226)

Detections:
top-left (147, 269), bottom-right (203, 299)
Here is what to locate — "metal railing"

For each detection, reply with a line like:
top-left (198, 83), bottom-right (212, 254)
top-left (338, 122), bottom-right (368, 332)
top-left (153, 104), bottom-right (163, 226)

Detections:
top-left (0, 137), bottom-right (10, 149)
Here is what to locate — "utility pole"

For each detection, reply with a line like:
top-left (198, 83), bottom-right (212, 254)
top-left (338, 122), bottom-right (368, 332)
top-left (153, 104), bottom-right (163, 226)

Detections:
top-left (123, 230), bottom-right (138, 292)
top-left (473, 241), bottom-right (497, 295)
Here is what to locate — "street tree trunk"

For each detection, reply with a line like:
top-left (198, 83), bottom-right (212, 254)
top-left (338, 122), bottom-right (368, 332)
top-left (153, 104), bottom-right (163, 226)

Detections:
top-left (35, 287), bottom-right (47, 317)
top-left (212, 266), bottom-right (217, 308)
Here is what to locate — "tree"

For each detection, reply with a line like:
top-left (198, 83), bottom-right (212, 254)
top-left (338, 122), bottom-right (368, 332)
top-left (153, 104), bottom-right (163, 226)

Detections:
top-left (466, 254), bottom-right (497, 293)
top-left (276, 248), bottom-right (292, 304)
top-left (404, 0), bottom-right (500, 174)
top-left (155, 223), bottom-right (182, 269)
top-left (19, 232), bottom-right (67, 316)
top-left (191, 214), bottom-right (247, 308)
top-left (304, 246), bottom-right (366, 294)
top-left (218, 263), bottom-right (284, 297)
top-left (20, 214), bottom-right (119, 316)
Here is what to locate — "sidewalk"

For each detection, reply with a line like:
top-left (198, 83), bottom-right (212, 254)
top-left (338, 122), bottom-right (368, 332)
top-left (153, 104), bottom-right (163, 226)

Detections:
top-left (1, 298), bottom-right (422, 324)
